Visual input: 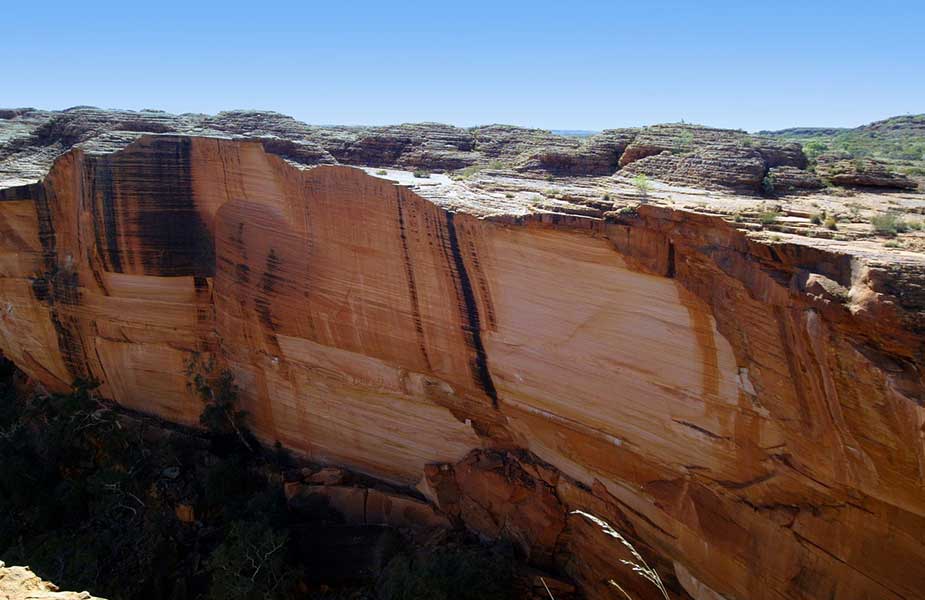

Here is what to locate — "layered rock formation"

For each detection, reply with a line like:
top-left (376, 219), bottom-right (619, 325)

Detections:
top-left (0, 107), bottom-right (821, 193)
top-left (815, 152), bottom-right (917, 190)
top-left (1, 110), bottom-right (925, 600)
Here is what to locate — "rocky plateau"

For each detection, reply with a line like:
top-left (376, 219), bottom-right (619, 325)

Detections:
top-left (1, 107), bottom-right (925, 600)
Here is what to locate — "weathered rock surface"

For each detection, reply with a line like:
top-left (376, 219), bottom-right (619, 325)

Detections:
top-left (616, 124), bottom-right (806, 191)
top-left (766, 165), bottom-right (825, 193)
top-left (0, 562), bottom-right (104, 600)
top-left (512, 129), bottom-right (636, 176)
top-left (2, 108), bottom-right (821, 192)
top-left (620, 145), bottom-right (768, 190)
top-left (2, 110), bottom-right (925, 600)
top-left (815, 152), bottom-right (918, 189)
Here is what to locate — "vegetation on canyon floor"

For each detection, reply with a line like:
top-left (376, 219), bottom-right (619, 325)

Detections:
top-left (0, 361), bottom-right (519, 600)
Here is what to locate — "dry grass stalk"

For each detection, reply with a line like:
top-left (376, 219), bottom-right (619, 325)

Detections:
top-left (570, 510), bottom-right (669, 600)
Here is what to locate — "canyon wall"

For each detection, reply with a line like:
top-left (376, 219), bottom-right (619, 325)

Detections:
top-left (1, 136), bottom-right (924, 600)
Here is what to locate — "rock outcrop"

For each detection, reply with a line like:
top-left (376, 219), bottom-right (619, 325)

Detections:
top-left (615, 124), bottom-right (806, 191)
top-left (0, 562), bottom-right (104, 600)
top-left (2, 108), bottom-right (819, 192)
top-left (765, 165), bottom-right (825, 193)
top-left (815, 152), bottom-right (918, 189)
top-left (1, 110), bottom-right (925, 600)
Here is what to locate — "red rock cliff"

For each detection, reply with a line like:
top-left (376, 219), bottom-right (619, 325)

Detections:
top-left (1, 135), bottom-right (923, 600)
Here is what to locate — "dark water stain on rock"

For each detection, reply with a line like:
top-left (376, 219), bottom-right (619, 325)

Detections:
top-left (30, 183), bottom-right (91, 379)
top-left (395, 193), bottom-right (433, 372)
top-left (443, 212), bottom-right (499, 408)
top-left (90, 137), bottom-right (215, 276)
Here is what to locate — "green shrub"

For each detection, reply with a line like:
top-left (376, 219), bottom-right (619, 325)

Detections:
top-left (802, 140), bottom-right (830, 161)
top-left (675, 130), bottom-right (695, 152)
top-left (810, 213), bottom-right (823, 225)
top-left (615, 205), bottom-right (638, 216)
top-left (456, 165), bottom-right (483, 179)
top-left (871, 213), bottom-right (908, 235)
top-left (187, 357), bottom-right (254, 452)
top-left (758, 210), bottom-right (780, 225)
top-left (899, 165), bottom-right (925, 176)
top-left (824, 215), bottom-right (838, 230)
top-left (633, 173), bottom-right (651, 198)
top-left (375, 169), bottom-right (388, 175)
top-left (761, 173), bottom-right (775, 196)
top-left (413, 170), bottom-right (431, 178)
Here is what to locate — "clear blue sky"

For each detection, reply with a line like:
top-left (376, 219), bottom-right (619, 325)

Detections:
top-left (4, 0), bottom-right (923, 131)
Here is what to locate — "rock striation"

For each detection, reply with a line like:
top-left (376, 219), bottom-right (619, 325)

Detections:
top-left (1, 107), bottom-right (820, 193)
top-left (2, 109), bottom-right (925, 600)
top-left (765, 165), bottom-right (825, 193)
top-left (814, 152), bottom-right (918, 189)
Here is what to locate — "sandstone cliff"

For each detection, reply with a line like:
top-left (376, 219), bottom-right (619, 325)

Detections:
top-left (1, 110), bottom-right (925, 600)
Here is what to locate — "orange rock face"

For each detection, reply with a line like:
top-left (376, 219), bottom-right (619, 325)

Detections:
top-left (1, 136), bottom-right (924, 600)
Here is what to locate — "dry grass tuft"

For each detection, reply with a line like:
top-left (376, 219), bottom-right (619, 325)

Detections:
top-left (571, 510), bottom-right (669, 600)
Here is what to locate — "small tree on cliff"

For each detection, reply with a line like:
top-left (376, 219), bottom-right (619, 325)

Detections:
top-left (187, 356), bottom-right (254, 453)
top-left (633, 173), bottom-right (651, 200)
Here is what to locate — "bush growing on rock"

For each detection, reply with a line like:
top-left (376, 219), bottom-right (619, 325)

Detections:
top-left (803, 140), bottom-right (830, 162)
top-left (455, 165), bottom-right (483, 179)
top-left (632, 173), bottom-right (651, 198)
top-left (871, 213), bottom-right (909, 235)
top-left (188, 357), bottom-right (255, 453)
top-left (758, 209), bottom-right (781, 225)
top-left (761, 173), bottom-right (776, 196)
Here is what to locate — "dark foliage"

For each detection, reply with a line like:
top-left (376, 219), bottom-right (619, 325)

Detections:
top-left (0, 371), bottom-right (295, 600)
top-left (378, 548), bottom-right (515, 600)
top-left (0, 363), bottom-right (522, 600)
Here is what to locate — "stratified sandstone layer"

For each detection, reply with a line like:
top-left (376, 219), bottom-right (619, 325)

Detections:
top-left (1, 120), bottom-right (925, 600)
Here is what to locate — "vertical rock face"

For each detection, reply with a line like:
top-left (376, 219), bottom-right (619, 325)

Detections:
top-left (1, 135), bottom-right (924, 600)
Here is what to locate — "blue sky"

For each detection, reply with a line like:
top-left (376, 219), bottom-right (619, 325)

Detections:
top-left (4, 0), bottom-right (923, 131)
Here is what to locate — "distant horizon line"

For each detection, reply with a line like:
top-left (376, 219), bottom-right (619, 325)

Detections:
top-left (4, 104), bottom-right (923, 135)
